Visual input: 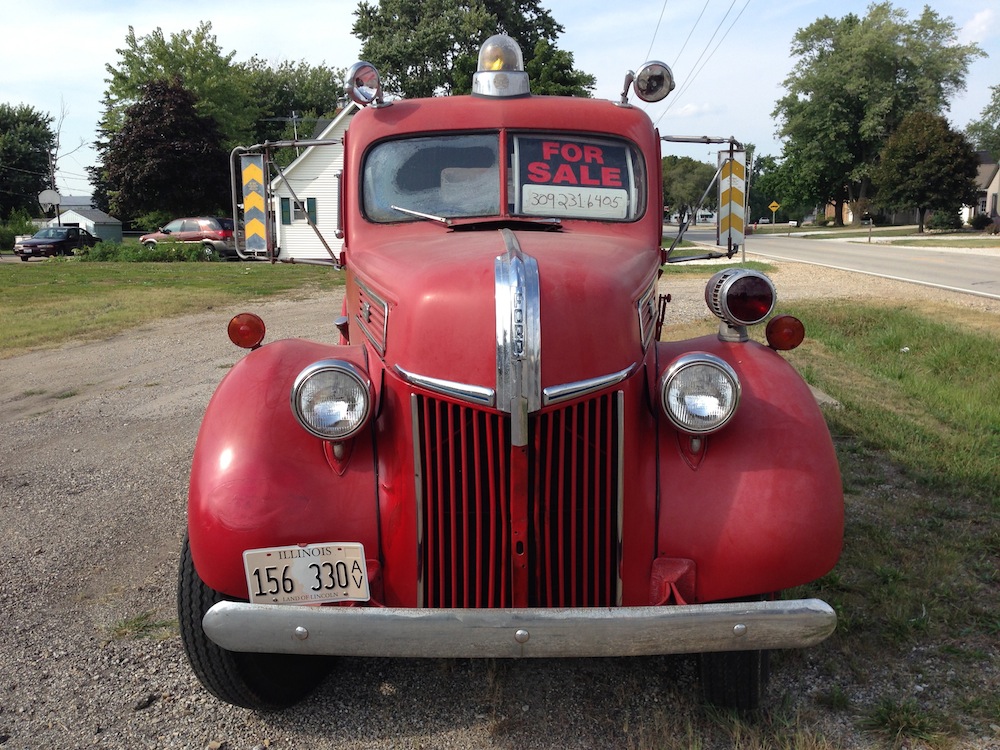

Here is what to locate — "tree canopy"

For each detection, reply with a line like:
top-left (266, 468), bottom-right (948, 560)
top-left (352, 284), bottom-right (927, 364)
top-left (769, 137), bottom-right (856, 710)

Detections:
top-left (662, 156), bottom-right (717, 222)
top-left (351, 0), bottom-right (594, 98)
top-left (99, 78), bottom-right (230, 226)
top-left (100, 23), bottom-right (254, 147)
top-left (873, 111), bottom-right (979, 232)
top-left (0, 104), bottom-right (56, 218)
top-left (773, 2), bottom-right (983, 224)
top-left (966, 84), bottom-right (1000, 161)
top-left (91, 21), bottom-right (348, 218)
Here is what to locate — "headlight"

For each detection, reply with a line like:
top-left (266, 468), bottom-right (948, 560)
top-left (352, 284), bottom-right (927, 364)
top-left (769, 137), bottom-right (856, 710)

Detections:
top-left (660, 353), bottom-right (741, 434)
top-left (291, 360), bottom-right (373, 440)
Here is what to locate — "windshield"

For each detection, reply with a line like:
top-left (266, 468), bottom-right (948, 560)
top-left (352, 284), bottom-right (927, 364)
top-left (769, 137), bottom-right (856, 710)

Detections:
top-left (362, 133), bottom-right (645, 223)
top-left (34, 228), bottom-right (70, 239)
top-left (364, 134), bottom-right (500, 222)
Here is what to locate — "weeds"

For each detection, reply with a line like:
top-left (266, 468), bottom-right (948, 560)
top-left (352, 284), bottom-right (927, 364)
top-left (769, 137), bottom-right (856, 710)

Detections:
top-left (108, 610), bottom-right (177, 640)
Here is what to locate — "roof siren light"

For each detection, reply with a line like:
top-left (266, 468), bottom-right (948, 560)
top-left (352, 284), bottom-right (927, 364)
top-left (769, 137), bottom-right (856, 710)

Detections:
top-left (473, 35), bottom-right (530, 97)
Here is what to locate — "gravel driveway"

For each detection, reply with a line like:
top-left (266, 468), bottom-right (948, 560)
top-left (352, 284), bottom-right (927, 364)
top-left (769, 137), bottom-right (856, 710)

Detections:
top-left (1, 258), bottom-right (997, 749)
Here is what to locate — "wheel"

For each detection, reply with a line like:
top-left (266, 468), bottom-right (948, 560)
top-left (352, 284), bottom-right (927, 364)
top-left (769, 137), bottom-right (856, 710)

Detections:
top-left (177, 536), bottom-right (333, 709)
top-left (19, 254), bottom-right (29, 262)
top-left (700, 648), bottom-right (770, 713)
top-left (143, 241), bottom-right (157, 250)
top-left (202, 243), bottom-right (216, 259)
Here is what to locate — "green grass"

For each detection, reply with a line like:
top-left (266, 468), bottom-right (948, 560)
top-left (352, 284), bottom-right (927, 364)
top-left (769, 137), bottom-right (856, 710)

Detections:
top-left (0, 259), bottom-right (344, 357)
top-left (778, 300), bottom-right (1000, 745)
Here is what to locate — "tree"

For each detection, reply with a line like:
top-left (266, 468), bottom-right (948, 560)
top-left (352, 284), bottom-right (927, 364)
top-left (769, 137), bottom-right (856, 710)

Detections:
top-left (99, 78), bottom-right (229, 225)
top-left (241, 57), bottom-right (348, 146)
top-left (966, 84), bottom-right (1000, 161)
top-left (873, 111), bottom-right (979, 232)
top-left (774, 3), bottom-right (983, 224)
top-left (352, 0), bottom-right (594, 98)
top-left (92, 22), bottom-right (348, 211)
top-left (0, 104), bottom-right (56, 217)
top-left (662, 156), bottom-right (716, 223)
top-left (100, 23), bottom-right (254, 148)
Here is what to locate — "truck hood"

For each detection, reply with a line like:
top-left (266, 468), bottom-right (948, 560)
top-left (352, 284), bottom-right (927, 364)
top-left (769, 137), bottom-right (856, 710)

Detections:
top-left (349, 227), bottom-right (659, 405)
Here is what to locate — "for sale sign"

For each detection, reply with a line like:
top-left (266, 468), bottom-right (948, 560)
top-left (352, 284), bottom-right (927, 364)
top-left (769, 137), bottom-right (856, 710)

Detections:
top-left (515, 137), bottom-right (632, 219)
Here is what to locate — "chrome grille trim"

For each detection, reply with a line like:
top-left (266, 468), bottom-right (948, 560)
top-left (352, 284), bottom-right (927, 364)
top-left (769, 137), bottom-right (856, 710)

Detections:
top-left (543, 365), bottom-right (634, 406)
top-left (637, 277), bottom-right (657, 350)
top-left (355, 277), bottom-right (389, 355)
top-left (495, 229), bottom-right (541, 445)
top-left (396, 365), bottom-right (495, 407)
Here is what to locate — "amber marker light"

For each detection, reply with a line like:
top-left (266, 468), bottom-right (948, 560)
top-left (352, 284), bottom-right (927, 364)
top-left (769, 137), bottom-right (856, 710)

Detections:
top-left (766, 315), bottom-right (805, 350)
top-left (228, 312), bottom-right (266, 349)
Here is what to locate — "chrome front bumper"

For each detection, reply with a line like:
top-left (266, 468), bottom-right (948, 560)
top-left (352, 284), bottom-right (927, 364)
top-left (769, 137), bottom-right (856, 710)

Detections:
top-left (203, 598), bottom-right (836, 657)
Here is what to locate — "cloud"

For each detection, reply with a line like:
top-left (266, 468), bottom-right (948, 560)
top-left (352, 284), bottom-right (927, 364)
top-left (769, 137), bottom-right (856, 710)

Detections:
top-left (959, 8), bottom-right (997, 45)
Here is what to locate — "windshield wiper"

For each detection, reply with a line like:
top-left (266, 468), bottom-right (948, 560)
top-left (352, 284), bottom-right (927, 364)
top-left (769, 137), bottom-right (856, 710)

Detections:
top-left (391, 205), bottom-right (452, 226)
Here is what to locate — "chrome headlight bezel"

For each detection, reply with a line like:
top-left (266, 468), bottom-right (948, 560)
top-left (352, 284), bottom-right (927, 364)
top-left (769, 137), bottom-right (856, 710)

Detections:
top-left (659, 353), bottom-right (741, 434)
top-left (290, 360), bottom-right (373, 441)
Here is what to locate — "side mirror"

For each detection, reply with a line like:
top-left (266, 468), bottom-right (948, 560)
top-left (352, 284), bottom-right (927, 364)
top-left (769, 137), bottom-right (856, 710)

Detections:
top-left (346, 61), bottom-right (388, 108)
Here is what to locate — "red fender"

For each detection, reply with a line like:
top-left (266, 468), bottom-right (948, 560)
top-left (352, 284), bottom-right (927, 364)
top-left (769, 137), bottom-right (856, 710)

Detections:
top-left (654, 336), bottom-right (844, 602)
top-left (188, 339), bottom-right (380, 598)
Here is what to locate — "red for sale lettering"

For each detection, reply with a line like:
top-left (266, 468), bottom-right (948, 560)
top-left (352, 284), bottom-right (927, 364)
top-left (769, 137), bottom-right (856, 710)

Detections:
top-left (528, 140), bottom-right (620, 187)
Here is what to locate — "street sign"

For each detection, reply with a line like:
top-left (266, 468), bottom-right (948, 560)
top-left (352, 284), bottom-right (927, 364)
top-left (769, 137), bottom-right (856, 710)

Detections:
top-left (768, 201), bottom-right (780, 212)
top-left (718, 149), bottom-right (746, 248)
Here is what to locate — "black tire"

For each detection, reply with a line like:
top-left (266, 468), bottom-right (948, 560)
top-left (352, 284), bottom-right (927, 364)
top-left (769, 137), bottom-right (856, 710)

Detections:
top-left (177, 536), bottom-right (333, 710)
top-left (19, 254), bottom-right (29, 262)
top-left (143, 241), bottom-right (157, 250)
top-left (202, 243), bottom-right (216, 259)
top-left (700, 648), bottom-right (770, 713)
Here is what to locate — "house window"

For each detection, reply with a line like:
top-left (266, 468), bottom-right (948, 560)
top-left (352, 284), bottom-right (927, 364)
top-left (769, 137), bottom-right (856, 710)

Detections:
top-left (280, 197), bottom-right (317, 225)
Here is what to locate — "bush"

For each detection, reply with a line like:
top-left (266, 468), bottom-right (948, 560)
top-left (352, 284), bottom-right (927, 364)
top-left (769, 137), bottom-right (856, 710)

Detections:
top-left (0, 208), bottom-right (38, 251)
top-left (78, 240), bottom-right (218, 262)
top-left (969, 213), bottom-right (993, 231)
top-left (0, 226), bottom-right (15, 252)
top-left (926, 210), bottom-right (962, 231)
top-left (132, 210), bottom-right (175, 233)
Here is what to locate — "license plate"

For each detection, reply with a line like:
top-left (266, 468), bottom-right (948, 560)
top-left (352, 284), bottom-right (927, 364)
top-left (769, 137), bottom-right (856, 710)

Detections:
top-left (243, 542), bottom-right (370, 605)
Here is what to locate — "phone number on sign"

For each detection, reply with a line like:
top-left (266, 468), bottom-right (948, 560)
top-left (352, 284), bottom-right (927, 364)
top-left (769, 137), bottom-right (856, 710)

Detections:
top-left (522, 185), bottom-right (628, 219)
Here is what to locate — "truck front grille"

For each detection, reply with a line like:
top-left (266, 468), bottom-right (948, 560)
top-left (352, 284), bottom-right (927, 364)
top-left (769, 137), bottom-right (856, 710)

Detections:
top-left (413, 392), bottom-right (622, 608)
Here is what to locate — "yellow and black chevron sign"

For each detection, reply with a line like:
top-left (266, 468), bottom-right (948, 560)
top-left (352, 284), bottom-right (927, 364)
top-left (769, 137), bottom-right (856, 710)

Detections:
top-left (241, 154), bottom-right (269, 254)
top-left (718, 152), bottom-right (746, 245)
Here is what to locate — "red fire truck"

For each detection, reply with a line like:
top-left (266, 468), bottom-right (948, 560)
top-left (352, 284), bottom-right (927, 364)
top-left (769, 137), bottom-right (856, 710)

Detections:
top-left (178, 35), bottom-right (843, 713)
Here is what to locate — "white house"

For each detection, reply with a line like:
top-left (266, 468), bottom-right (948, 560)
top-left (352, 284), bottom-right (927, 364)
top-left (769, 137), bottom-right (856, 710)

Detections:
top-left (49, 208), bottom-right (123, 242)
top-left (270, 103), bottom-right (357, 261)
top-left (966, 151), bottom-right (999, 223)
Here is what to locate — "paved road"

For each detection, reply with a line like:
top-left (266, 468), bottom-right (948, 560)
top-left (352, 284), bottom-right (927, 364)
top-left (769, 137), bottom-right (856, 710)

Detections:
top-left (741, 234), bottom-right (1000, 300)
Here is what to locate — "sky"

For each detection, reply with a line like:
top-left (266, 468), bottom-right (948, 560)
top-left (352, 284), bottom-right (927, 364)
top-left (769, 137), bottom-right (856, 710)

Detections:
top-left (2, 0), bottom-right (997, 198)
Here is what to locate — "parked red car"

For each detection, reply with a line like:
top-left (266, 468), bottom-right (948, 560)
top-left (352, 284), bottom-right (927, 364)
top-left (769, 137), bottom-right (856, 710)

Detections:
top-left (14, 226), bottom-right (99, 260)
top-left (178, 35), bottom-right (843, 715)
top-left (139, 216), bottom-right (239, 259)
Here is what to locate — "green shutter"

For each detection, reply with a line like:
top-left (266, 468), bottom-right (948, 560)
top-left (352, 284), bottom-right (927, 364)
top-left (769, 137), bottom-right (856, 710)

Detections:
top-left (307, 197), bottom-right (317, 225)
top-left (280, 197), bottom-right (291, 225)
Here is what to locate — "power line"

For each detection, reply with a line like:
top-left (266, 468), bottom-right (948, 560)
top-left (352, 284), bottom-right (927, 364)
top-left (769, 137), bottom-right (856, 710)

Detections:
top-left (643, 0), bottom-right (670, 64)
top-left (653, 0), bottom-right (754, 127)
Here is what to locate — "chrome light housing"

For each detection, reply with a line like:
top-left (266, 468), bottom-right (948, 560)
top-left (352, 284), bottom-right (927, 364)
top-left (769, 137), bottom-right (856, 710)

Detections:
top-left (660, 353), bottom-right (741, 434)
top-left (472, 34), bottom-right (530, 97)
top-left (705, 268), bottom-right (776, 326)
top-left (291, 360), bottom-right (373, 440)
